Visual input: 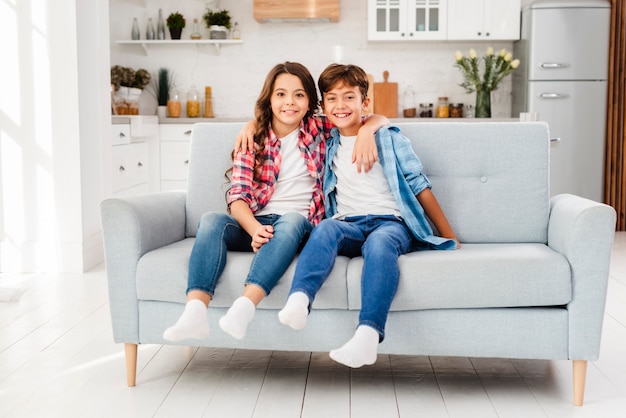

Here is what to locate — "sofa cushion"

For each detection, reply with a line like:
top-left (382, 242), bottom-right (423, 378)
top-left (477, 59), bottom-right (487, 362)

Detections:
top-left (394, 122), bottom-right (550, 244)
top-left (347, 243), bottom-right (572, 311)
top-left (135, 238), bottom-right (352, 310)
top-left (137, 241), bottom-right (571, 312)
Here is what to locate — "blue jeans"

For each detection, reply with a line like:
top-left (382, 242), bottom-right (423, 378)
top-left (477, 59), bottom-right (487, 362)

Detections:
top-left (187, 211), bottom-right (313, 296)
top-left (289, 215), bottom-right (413, 340)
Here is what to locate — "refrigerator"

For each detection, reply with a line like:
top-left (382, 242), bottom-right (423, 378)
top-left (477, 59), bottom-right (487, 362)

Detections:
top-left (512, 0), bottom-right (610, 202)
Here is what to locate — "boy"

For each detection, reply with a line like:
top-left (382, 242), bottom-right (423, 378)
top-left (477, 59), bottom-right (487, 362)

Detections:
top-left (278, 63), bottom-right (459, 368)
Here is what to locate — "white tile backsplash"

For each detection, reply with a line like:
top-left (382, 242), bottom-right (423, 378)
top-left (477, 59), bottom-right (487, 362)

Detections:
top-left (109, 0), bottom-right (517, 118)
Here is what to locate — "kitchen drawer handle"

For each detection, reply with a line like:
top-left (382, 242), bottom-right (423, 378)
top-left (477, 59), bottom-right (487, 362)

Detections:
top-left (184, 130), bottom-right (192, 136)
top-left (184, 160), bottom-right (189, 165)
top-left (118, 132), bottom-right (126, 138)
top-left (540, 62), bottom-right (570, 69)
top-left (137, 161), bottom-right (143, 167)
top-left (550, 137), bottom-right (561, 142)
top-left (119, 165), bottom-right (126, 172)
top-left (539, 93), bottom-right (569, 99)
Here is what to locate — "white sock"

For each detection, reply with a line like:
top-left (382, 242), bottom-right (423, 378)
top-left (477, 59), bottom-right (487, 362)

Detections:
top-left (278, 292), bottom-right (310, 330)
top-left (163, 299), bottom-right (209, 341)
top-left (219, 296), bottom-right (256, 340)
top-left (329, 325), bottom-right (379, 368)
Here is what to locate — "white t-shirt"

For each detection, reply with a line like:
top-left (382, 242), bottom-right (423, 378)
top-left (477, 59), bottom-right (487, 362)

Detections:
top-left (332, 135), bottom-right (401, 219)
top-left (256, 129), bottom-right (314, 219)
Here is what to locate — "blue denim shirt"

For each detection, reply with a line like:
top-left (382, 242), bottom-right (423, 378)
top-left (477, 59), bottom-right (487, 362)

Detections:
top-left (323, 125), bottom-right (457, 251)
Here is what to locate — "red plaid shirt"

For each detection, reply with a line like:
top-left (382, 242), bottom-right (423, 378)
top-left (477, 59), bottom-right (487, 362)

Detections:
top-left (227, 116), bottom-right (332, 226)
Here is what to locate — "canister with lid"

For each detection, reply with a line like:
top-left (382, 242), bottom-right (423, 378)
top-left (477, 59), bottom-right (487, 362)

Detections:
top-left (450, 103), bottom-right (463, 118)
top-left (436, 96), bottom-right (449, 118)
top-left (419, 103), bottom-right (433, 118)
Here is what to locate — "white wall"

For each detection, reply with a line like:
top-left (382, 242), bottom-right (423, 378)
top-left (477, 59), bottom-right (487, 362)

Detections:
top-left (0, 0), bottom-right (110, 273)
top-left (109, 0), bottom-right (517, 118)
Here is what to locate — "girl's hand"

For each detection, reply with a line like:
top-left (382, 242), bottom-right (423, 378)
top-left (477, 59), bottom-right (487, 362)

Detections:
top-left (234, 120), bottom-right (257, 153)
top-left (251, 224), bottom-right (274, 252)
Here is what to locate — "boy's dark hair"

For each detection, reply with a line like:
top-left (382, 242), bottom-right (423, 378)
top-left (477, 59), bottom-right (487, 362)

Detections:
top-left (317, 63), bottom-right (369, 102)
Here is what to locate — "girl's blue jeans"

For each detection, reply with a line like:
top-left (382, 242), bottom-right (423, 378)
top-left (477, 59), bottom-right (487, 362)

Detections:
top-left (289, 215), bottom-right (413, 340)
top-left (187, 211), bottom-right (313, 297)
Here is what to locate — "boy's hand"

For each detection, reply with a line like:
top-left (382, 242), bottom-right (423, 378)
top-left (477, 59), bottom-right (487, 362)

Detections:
top-left (234, 120), bottom-right (257, 153)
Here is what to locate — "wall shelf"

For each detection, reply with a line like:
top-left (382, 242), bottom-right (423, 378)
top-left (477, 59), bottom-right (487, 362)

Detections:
top-left (115, 39), bottom-right (243, 55)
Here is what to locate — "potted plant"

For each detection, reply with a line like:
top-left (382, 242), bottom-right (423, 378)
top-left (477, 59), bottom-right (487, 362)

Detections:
top-left (148, 67), bottom-right (174, 117)
top-left (203, 8), bottom-right (231, 39)
top-left (166, 11), bottom-right (186, 40)
top-left (110, 65), bottom-right (151, 115)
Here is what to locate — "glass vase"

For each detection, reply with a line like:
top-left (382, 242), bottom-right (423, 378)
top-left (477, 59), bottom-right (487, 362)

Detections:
top-left (475, 89), bottom-right (492, 118)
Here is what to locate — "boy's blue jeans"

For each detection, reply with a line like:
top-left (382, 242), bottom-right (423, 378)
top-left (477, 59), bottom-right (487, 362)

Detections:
top-left (289, 215), bottom-right (413, 340)
top-left (187, 211), bottom-right (312, 297)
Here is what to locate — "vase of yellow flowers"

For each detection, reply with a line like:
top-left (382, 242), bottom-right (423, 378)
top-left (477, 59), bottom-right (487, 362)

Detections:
top-left (454, 47), bottom-right (520, 118)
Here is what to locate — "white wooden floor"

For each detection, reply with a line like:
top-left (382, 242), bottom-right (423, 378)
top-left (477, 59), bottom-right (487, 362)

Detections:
top-left (1, 232), bottom-right (625, 417)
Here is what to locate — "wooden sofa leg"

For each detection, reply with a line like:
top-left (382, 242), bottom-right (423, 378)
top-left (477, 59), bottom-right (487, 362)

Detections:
top-left (125, 343), bottom-right (138, 387)
top-left (573, 360), bottom-right (587, 406)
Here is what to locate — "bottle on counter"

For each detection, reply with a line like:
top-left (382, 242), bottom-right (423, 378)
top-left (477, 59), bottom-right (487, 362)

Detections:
top-left (187, 85), bottom-right (201, 117)
top-left (146, 18), bottom-right (155, 40)
top-left (167, 90), bottom-right (181, 118)
top-left (232, 22), bottom-right (241, 40)
top-left (157, 9), bottom-right (166, 40)
top-left (402, 85), bottom-right (417, 118)
top-left (419, 103), bottom-right (433, 118)
top-left (203, 86), bottom-right (214, 118)
top-left (464, 104), bottom-right (475, 118)
top-left (436, 96), bottom-right (449, 118)
top-left (191, 19), bottom-right (202, 40)
top-left (131, 18), bottom-right (140, 40)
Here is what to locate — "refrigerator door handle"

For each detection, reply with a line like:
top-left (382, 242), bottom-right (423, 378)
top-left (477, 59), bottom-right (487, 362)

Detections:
top-left (540, 62), bottom-right (571, 69)
top-left (539, 93), bottom-right (570, 99)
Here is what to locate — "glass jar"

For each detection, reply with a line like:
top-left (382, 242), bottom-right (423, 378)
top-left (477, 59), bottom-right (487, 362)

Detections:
top-left (436, 96), bottom-right (449, 118)
top-left (419, 103), bottom-right (433, 118)
top-left (167, 90), bottom-right (181, 118)
top-left (187, 85), bottom-right (201, 117)
top-left (464, 104), bottom-right (475, 118)
top-left (450, 103), bottom-right (463, 118)
top-left (402, 85), bottom-right (417, 118)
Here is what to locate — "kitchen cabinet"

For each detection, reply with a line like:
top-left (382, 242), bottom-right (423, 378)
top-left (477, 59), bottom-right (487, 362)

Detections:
top-left (159, 124), bottom-right (193, 191)
top-left (447, 0), bottom-right (520, 40)
top-left (368, 0), bottom-right (448, 41)
top-left (110, 119), bottom-right (158, 197)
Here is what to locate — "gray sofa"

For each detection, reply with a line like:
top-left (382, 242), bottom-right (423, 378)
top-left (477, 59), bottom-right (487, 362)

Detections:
top-left (100, 121), bottom-right (616, 406)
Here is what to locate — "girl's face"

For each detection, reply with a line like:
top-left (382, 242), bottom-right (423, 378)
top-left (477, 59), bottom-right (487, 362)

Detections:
top-left (321, 82), bottom-right (370, 136)
top-left (270, 73), bottom-right (309, 138)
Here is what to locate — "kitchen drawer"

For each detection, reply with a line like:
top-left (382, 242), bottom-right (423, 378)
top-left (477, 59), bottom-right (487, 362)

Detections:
top-left (111, 124), bottom-right (131, 145)
top-left (111, 142), bottom-right (149, 193)
top-left (160, 141), bottom-right (190, 181)
top-left (159, 124), bottom-right (193, 142)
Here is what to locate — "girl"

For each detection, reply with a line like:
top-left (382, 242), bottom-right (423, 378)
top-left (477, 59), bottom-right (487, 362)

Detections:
top-left (164, 62), bottom-right (387, 341)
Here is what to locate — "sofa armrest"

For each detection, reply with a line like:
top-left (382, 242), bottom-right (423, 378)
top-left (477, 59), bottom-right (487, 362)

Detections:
top-left (100, 191), bottom-right (187, 343)
top-left (548, 193), bottom-right (616, 359)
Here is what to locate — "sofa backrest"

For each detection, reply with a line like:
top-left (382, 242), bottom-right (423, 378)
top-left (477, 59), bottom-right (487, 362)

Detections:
top-left (186, 121), bottom-right (551, 243)
top-left (186, 122), bottom-right (243, 237)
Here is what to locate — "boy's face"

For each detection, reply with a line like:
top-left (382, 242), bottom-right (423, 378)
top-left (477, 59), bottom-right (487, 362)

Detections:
top-left (322, 82), bottom-right (370, 136)
top-left (270, 73), bottom-right (309, 138)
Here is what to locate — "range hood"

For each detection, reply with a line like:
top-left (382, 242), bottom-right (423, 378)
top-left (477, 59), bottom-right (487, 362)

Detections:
top-left (253, 0), bottom-right (340, 23)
